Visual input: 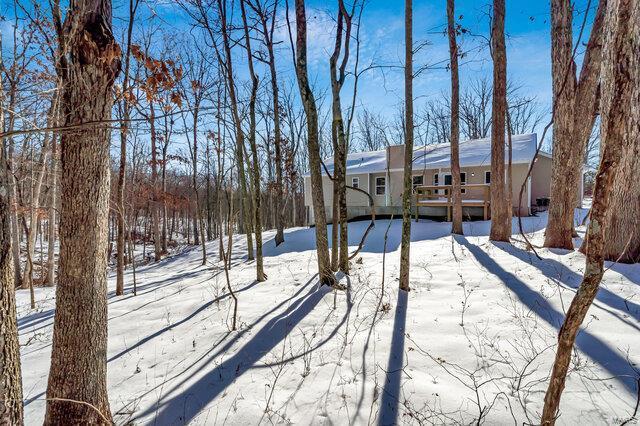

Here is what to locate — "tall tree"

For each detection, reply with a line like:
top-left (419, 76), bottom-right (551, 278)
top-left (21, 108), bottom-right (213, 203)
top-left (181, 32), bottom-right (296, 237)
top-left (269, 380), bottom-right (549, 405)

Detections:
top-left (541, 0), bottom-right (638, 420)
top-left (240, 0), bottom-right (266, 281)
top-left (116, 0), bottom-right (140, 295)
top-left (329, 0), bottom-right (353, 273)
top-left (398, 0), bottom-right (413, 291)
top-left (0, 32), bottom-right (24, 424)
top-left (216, 0), bottom-right (255, 262)
top-left (447, 0), bottom-right (463, 235)
top-left (489, 0), bottom-right (510, 242)
top-left (544, 0), bottom-right (606, 249)
top-left (45, 0), bottom-right (121, 423)
top-left (248, 0), bottom-right (286, 246)
top-left (292, 0), bottom-right (336, 286)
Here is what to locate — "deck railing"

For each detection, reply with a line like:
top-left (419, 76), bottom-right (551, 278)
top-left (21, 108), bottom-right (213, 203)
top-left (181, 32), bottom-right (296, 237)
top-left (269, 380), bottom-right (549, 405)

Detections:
top-left (414, 184), bottom-right (491, 220)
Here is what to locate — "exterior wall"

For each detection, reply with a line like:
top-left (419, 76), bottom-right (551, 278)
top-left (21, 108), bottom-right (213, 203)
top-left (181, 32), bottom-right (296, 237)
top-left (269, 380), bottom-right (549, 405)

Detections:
top-left (530, 155), bottom-right (552, 204)
top-left (304, 160), bottom-right (550, 223)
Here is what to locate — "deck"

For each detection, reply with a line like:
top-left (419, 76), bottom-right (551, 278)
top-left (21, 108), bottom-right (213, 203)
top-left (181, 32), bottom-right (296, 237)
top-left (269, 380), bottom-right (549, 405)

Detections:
top-left (414, 184), bottom-right (491, 221)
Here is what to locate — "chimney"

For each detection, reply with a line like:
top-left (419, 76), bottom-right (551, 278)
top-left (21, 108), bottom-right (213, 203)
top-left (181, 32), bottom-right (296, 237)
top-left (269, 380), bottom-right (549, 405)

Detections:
top-left (386, 144), bottom-right (406, 170)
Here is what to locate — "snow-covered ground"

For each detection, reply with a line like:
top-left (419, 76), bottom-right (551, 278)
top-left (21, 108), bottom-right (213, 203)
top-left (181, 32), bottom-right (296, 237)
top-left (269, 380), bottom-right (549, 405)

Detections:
top-left (18, 212), bottom-right (640, 425)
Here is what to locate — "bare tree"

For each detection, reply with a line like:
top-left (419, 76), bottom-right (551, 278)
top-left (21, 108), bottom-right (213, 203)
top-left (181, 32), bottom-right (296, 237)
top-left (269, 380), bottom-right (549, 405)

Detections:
top-left (216, 0), bottom-right (255, 262)
top-left (116, 0), bottom-right (140, 295)
top-left (240, 0), bottom-right (266, 281)
top-left (447, 0), bottom-right (463, 234)
top-left (541, 0), bottom-right (638, 420)
top-left (489, 0), bottom-right (510, 242)
top-left (248, 0), bottom-right (286, 246)
top-left (544, 0), bottom-right (606, 249)
top-left (290, 0), bottom-right (336, 286)
top-left (0, 31), bottom-right (24, 424)
top-left (45, 0), bottom-right (121, 422)
top-left (399, 0), bottom-right (413, 291)
top-left (329, 0), bottom-right (354, 273)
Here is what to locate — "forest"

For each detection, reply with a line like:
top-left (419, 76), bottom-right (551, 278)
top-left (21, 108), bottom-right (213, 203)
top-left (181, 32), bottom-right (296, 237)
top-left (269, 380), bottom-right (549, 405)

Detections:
top-left (1, 0), bottom-right (639, 424)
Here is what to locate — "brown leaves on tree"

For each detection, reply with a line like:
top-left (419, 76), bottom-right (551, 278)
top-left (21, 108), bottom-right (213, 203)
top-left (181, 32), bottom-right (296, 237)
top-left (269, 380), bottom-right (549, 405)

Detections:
top-left (130, 44), bottom-right (183, 109)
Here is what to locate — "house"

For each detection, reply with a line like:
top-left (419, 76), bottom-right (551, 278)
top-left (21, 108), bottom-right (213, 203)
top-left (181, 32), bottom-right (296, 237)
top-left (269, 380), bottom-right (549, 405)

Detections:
top-left (303, 133), bottom-right (580, 224)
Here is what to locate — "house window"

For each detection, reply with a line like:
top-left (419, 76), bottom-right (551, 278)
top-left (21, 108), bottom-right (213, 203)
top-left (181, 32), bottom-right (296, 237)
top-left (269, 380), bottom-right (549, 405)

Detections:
top-left (484, 171), bottom-right (491, 184)
top-left (433, 173), bottom-right (439, 185)
top-left (444, 172), bottom-right (467, 193)
top-left (375, 177), bottom-right (386, 195)
top-left (352, 177), bottom-right (360, 189)
top-left (412, 175), bottom-right (423, 190)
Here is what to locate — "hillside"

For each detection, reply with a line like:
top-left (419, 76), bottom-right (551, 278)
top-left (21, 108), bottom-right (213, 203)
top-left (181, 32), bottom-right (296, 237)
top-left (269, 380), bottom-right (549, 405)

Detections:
top-left (18, 214), bottom-right (640, 425)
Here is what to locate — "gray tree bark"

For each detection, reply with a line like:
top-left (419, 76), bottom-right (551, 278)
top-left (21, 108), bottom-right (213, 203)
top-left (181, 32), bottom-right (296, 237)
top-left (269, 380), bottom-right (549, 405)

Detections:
top-left (447, 0), bottom-right (463, 235)
top-left (399, 0), bottom-right (413, 291)
top-left (489, 0), bottom-right (511, 242)
top-left (541, 0), bottom-right (638, 421)
top-left (293, 0), bottom-right (336, 286)
top-left (45, 0), bottom-right (120, 422)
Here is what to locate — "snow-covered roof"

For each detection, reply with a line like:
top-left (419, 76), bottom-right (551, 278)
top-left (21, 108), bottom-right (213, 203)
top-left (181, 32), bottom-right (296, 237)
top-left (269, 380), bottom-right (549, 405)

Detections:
top-left (315, 133), bottom-right (546, 177)
top-left (411, 133), bottom-right (544, 170)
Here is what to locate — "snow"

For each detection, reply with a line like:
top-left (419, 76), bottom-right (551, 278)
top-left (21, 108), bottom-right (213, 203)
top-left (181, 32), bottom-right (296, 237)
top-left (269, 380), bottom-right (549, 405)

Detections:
top-left (412, 133), bottom-right (544, 170)
top-left (319, 133), bottom-right (546, 177)
top-left (18, 211), bottom-right (640, 425)
top-left (320, 148), bottom-right (388, 175)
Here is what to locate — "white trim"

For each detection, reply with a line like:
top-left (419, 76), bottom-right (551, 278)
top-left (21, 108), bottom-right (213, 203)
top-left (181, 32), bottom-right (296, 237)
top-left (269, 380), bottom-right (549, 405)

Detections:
top-left (351, 176), bottom-right (360, 189)
top-left (527, 176), bottom-right (532, 214)
top-left (375, 176), bottom-right (386, 197)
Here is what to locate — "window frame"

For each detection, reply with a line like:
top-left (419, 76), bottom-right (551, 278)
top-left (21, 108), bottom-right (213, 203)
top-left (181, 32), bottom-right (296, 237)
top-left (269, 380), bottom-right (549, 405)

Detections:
top-left (443, 172), bottom-right (467, 194)
top-left (352, 177), bottom-right (360, 189)
top-left (375, 176), bottom-right (386, 196)
top-left (412, 175), bottom-right (424, 190)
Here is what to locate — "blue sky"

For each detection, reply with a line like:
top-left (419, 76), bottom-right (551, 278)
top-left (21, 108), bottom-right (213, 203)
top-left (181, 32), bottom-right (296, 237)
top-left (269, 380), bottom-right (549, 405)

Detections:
top-left (115, 0), bottom-right (597, 125)
top-left (1, 0), bottom-right (598, 146)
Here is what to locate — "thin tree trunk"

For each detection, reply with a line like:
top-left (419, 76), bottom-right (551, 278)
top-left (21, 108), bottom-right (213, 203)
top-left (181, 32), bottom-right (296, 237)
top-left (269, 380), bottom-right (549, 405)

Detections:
top-left (241, 0), bottom-right (266, 281)
top-left (541, 2), bottom-right (637, 420)
top-left (45, 1), bottom-right (120, 422)
top-left (489, 0), bottom-right (511, 242)
top-left (448, 0), bottom-right (463, 234)
top-left (116, 0), bottom-right (137, 296)
top-left (293, 0), bottom-right (336, 286)
top-left (46, 135), bottom-right (57, 287)
top-left (0, 34), bottom-right (24, 422)
top-left (216, 0), bottom-right (254, 262)
top-left (399, 0), bottom-right (413, 291)
top-left (22, 99), bottom-right (56, 290)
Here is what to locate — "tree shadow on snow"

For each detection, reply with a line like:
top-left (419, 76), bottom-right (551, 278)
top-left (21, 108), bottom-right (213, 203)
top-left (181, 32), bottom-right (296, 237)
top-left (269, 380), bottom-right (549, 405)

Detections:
top-left (455, 236), bottom-right (639, 395)
top-left (262, 217), bottom-right (547, 258)
top-left (133, 280), bottom-right (332, 424)
top-left (495, 244), bottom-right (640, 327)
top-left (378, 289), bottom-right (408, 425)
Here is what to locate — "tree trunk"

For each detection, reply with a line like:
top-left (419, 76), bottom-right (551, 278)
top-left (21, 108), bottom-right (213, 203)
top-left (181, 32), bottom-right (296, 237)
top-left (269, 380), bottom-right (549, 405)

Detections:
top-left (22, 100), bottom-right (56, 290)
top-left (602, 144), bottom-right (640, 262)
top-left (489, 0), bottom-right (511, 242)
top-left (399, 0), bottom-right (413, 291)
top-left (241, 0), bottom-right (266, 281)
top-left (216, 0), bottom-right (254, 262)
top-left (448, 0), bottom-right (463, 234)
top-left (293, 0), bottom-right (336, 286)
top-left (148, 103), bottom-right (162, 261)
top-left (46, 136), bottom-right (57, 287)
top-left (0, 36), bottom-right (24, 422)
top-left (116, 0), bottom-right (137, 296)
top-left (263, 1), bottom-right (285, 246)
top-left (45, 2), bottom-right (120, 423)
top-left (541, 1), bottom-right (637, 420)
top-left (544, 0), bottom-right (606, 249)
